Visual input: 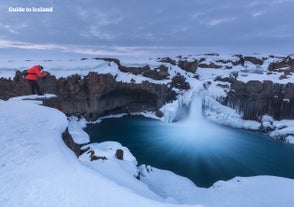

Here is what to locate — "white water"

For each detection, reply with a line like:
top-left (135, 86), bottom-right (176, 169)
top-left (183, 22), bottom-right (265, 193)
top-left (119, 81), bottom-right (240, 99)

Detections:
top-left (173, 96), bottom-right (228, 143)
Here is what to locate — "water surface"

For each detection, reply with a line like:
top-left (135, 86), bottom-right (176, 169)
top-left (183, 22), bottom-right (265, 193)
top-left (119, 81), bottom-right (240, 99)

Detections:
top-left (85, 99), bottom-right (294, 187)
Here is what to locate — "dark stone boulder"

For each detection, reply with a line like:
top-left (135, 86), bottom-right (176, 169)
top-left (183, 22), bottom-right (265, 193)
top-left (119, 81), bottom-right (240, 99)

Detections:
top-left (244, 56), bottom-right (264, 65)
top-left (115, 149), bottom-right (124, 160)
top-left (199, 62), bottom-right (222, 69)
top-left (170, 73), bottom-right (190, 90)
top-left (118, 64), bottom-right (169, 80)
top-left (178, 60), bottom-right (198, 73)
top-left (157, 57), bottom-right (176, 65)
top-left (231, 55), bottom-right (264, 66)
top-left (268, 56), bottom-right (294, 72)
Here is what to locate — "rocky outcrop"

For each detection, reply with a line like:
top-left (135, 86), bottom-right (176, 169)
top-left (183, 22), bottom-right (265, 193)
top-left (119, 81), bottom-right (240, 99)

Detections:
top-left (199, 62), bottom-right (222, 69)
top-left (92, 57), bottom-right (170, 80)
top-left (178, 60), bottom-right (198, 73)
top-left (170, 73), bottom-right (190, 90)
top-left (0, 71), bottom-right (176, 121)
top-left (50, 73), bottom-right (175, 120)
top-left (243, 56), bottom-right (264, 65)
top-left (223, 80), bottom-right (294, 120)
top-left (1, 55), bottom-right (293, 123)
top-left (62, 128), bottom-right (82, 157)
top-left (157, 57), bottom-right (176, 65)
top-left (268, 56), bottom-right (294, 72)
top-left (119, 64), bottom-right (170, 80)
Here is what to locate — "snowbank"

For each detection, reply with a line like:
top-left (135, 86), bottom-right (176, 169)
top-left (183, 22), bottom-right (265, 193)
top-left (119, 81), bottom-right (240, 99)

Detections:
top-left (1, 76), bottom-right (294, 206)
top-left (0, 96), bottom-right (205, 207)
top-left (68, 116), bottom-right (90, 144)
top-left (203, 96), bottom-right (261, 130)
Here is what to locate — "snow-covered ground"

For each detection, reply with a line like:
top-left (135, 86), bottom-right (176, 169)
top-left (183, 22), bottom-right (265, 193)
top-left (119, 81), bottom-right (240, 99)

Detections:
top-left (1, 54), bottom-right (293, 84)
top-left (1, 54), bottom-right (294, 139)
top-left (1, 96), bottom-right (294, 207)
top-left (1, 54), bottom-right (294, 206)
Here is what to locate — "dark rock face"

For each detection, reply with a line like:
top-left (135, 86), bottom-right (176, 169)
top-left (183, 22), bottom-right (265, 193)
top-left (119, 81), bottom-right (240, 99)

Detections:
top-left (0, 71), bottom-right (31, 99)
top-left (199, 62), bottom-right (222, 69)
top-left (244, 56), bottom-right (264, 65)
top-left (170, 74), bottom-right (190, 90)
top-left (119, 65), bottom-right (170, 80)
top-left (232, 55), bottom-right (264, 66)
top-left (157, 57), bottom-right (176, 65)
top-left (62, 128), bottom-right (81, 157)
top-left (268, 56), bottom-right (294, 72)
top-left (2, 55), bottom-right (293, 124)
top-left (223, 80), bottom-right (294, 120)
top-left (63, 73), bottom-right (175, 120)
top-left (178, 60), bottom-right (198, 73)
top-left (0, 71), bottom-right (176, 121)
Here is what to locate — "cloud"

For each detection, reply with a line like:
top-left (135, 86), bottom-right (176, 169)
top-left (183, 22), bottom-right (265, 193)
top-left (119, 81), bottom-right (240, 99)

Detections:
top-left (0, 39), bottom-right (68, 50)
top-left (272, 0), bottom-right (294, 4)
top-left (206, 17), bottom-right (237, 26)
top-left (252, 10), bottom-right (266, 17)
top-left (0, 0), bottom-right (293, 55)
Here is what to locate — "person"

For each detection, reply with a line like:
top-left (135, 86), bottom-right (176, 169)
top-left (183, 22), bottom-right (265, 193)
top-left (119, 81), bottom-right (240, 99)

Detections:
top-left (25, 65), bottom-right (47, 95)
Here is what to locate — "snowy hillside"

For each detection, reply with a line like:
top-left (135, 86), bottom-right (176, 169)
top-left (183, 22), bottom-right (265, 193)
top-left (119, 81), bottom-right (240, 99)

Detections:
top-left (1, 96), bottom-right (294, 207)
top-left (1, 54), bottom-right (294, 206)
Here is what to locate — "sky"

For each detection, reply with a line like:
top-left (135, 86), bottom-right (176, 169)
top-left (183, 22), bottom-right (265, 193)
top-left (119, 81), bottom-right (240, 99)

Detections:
top-left (0, 0), bottom-right (294, 58)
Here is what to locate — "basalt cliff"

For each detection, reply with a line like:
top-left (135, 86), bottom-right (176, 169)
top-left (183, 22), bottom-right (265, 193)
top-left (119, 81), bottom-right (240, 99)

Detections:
top-left (0, 54), bottom-right (293, 123)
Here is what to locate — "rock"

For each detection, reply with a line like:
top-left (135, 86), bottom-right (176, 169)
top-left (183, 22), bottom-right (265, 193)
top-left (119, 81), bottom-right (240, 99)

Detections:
top-left (115, 149), bottom-right (124, 160)
top-left (223, 80), bottom-right (294, 120)
top-left (178, 60), bottom-right (198, 73)
top-left (91, 155), bottom-right (107, 161)
top-left (157, 57), bottom-right (176, 65)
top-left (244, 56), bottom-right (264, 65)
top-left (86, 150), bottom-right (107, 161)
top-left (119, 64), bottom-right (170, 80)
top-left (0, 71), bottom-right (176, 121)
top-left (268, 56), bottom-right (294, 72)
top-left (199, 62), bottom-right (222, 69)
top-left (155, 110), bottom-right (164, 118)
top-left (93, 57), bottom-right (121, 66)
top-left (170, 73), bottom-right (190, 90)
top-left (61, 128), bottom-right (81, 157)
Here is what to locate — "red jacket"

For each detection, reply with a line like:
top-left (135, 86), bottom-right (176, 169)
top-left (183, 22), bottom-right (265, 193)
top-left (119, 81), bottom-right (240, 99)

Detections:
top-left (25, 65), bottom-right (46, 81)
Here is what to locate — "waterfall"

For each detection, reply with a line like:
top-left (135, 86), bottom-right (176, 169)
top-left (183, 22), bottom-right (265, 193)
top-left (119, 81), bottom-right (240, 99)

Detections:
top-left (174, 96), bottom-right (222, 140)
top-left (187, 96), bottom-right (204, 121)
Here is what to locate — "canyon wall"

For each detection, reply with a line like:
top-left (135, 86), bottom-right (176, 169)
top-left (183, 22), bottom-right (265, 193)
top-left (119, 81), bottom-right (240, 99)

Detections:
top-left (1, 55), bottom-right (293, 122)
top-left (0, 71), bottom-right (177, 121)
top-left (220, 56), bottom-right (294, 120)
top-left (223, 80), bottom-right (294, 120)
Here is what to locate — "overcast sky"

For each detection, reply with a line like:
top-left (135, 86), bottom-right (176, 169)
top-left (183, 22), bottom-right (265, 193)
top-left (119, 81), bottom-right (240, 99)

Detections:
top-left (0, 0), bottom-right (293, 57)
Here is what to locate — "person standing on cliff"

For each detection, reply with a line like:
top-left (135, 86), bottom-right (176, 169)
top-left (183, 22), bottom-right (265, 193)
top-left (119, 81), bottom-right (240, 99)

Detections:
top-left (25, 65), bottom-right (47, 95)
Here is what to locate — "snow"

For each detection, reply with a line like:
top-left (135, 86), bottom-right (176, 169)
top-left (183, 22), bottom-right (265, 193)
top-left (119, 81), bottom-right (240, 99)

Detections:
top-left (202, 96), bottom-right (261, 130)
top-left (286, 135), bottom-right (294, 144)
top-left (0, 97), bottom-right (200, 207)
top-left (79, 142), bottom-right (165, 202)
top-left (68, 116), bottom-right (90, 144)
top-left (270, 119), bottom-right (294, 138)
top-left (138, 165), bottom-right (203, 204)
top-left (1, 53), bottom-right (294, 206)
top-left (1, 95), bottom-right (294, 206)
top-left (1, 54), bottom-right (292, 86)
